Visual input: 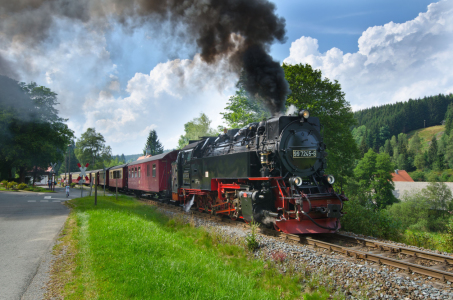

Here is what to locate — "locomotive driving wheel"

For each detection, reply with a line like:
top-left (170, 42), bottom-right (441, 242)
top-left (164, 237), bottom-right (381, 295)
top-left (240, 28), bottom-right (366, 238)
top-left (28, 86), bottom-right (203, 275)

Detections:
top-left (196, 195), bottom-right (205, 212)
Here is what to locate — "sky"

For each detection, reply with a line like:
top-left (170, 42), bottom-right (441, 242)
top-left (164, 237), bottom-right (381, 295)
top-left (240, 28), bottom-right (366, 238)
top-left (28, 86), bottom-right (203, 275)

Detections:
top-left (0, 0), bottom-right (452, 155)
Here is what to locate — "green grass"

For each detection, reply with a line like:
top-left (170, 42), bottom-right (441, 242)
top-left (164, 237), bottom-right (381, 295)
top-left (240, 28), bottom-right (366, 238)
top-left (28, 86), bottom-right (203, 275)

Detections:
top-left (402, 230), bottom-right (453, 252)
top-left (61, 195), bottom-right (320, 300)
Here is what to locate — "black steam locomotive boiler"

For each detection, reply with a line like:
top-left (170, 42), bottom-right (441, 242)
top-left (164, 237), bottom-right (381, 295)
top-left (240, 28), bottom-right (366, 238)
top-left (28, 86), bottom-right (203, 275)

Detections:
top-left (171, 109), bottom-right (346, 234)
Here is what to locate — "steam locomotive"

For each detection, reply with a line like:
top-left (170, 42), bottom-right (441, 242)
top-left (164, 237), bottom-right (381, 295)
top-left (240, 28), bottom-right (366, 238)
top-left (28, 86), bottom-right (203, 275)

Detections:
top-left (80, 109), bottom-right (346, 234)
top-left (171, 109), bottom-right (346, 234)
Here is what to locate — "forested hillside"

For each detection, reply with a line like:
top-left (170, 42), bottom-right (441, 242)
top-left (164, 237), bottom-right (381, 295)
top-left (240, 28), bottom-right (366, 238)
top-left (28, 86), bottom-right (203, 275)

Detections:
top-left (353, 94), bottom-right (453, 150)
top-left (351, 94), bottom-right (453, 182)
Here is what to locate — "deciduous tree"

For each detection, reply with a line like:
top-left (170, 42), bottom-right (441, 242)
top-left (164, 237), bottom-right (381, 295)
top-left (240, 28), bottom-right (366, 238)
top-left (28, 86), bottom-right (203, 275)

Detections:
top-left (353, 149), bottom-right (397, 208)
top-left (221, 86), bottom-right (270, 128)
top-left (178, 113), bottom-right (217, 149)
top-left (74, 128), bottom-right (111, 170)
top-left (0, 76), bottom-right (73, 182)
top-left (282, 63), bottom-right (359, 189)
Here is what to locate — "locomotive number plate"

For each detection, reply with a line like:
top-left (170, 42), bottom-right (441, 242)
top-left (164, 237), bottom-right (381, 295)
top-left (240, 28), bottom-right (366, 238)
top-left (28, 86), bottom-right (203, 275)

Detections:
top-left (293, 150), bottom-right (316, 158)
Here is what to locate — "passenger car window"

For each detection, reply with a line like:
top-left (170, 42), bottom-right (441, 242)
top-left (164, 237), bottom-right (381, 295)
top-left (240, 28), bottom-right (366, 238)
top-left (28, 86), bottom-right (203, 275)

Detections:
top-left (138, 167), bottom-right (141, 178)
top-left (152, 164), bottom-right (156, 177)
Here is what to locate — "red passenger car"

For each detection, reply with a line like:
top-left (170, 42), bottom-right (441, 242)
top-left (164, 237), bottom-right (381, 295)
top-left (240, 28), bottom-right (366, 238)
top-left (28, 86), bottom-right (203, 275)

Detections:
top-left (98, 167), bottom-right (111, 187)
top-left (128, 151), bottom-right (178, 197)
top-left (109, 164), bottom-right (128, 190)
top-left (89, 169), bottom-right (103, 186)
top-left (70, 172), bottom-right (80, 184)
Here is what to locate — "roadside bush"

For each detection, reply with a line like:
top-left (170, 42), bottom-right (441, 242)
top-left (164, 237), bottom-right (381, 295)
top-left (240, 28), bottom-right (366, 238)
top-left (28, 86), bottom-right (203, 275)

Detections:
top-left (17, 183), bottom-right (28, 190)
top-left (7, 181), bottom-right (18, 189)
top-left (23, 187), bottom-right (32, 191)
top-left (1, 180), bottom-right (7, 188)
top-left (341, 197), bottom-right (402, 240)
top-left (70, 183), bottom-right (77, 188)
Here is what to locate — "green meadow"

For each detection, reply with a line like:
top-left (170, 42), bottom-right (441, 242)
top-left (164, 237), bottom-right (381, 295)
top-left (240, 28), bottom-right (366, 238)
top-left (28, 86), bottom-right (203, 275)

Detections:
top-left (49, 195), bottom-right (339, 299)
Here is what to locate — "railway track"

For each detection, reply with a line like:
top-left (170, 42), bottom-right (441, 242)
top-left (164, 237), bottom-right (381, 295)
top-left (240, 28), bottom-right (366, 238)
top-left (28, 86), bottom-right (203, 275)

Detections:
top-left (141, 197), bottom-right (453, 283)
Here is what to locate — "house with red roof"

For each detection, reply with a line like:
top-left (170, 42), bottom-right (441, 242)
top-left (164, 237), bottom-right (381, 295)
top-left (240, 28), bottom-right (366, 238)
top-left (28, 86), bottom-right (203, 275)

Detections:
top-left (391, 169), bottom-right (414, 182)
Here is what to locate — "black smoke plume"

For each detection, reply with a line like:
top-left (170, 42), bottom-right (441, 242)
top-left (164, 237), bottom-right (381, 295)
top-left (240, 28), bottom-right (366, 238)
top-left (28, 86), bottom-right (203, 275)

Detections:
top-left (0, 0), bottom-right (289, 114)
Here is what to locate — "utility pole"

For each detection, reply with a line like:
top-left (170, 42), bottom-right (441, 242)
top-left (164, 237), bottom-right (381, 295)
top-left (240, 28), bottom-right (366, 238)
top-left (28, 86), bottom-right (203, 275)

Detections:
top-left (65, 154), bottom-right (67, 186)
top-left (68, 144), bottom-right (72, 185)
top-left (95, 171), bottom-right (97, 205)
top-left (103, 166), bottom-right (106, 197)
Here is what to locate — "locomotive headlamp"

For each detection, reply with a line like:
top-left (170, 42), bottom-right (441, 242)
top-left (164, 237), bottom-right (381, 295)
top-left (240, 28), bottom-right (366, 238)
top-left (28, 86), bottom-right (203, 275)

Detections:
top-left (289, 176), bottom-right (303, 187)
top-left (299, 110), bottom-right (310, 119)
top-left (327, 175), bottom-right (335, 184)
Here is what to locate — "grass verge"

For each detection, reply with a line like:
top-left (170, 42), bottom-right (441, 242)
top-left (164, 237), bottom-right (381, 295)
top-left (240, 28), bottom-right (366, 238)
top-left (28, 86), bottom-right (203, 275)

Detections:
top-left (46, 195), bottom-right (337, 299)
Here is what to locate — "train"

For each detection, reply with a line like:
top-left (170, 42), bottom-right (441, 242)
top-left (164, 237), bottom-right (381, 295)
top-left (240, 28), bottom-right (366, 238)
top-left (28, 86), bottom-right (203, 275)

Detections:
top-left (61, 109), bottom-right (347, 234)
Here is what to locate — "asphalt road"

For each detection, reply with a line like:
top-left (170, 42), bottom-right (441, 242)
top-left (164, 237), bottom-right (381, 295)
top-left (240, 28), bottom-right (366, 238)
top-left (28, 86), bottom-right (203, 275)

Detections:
top-left (0, 188), bottom-right (74, 300)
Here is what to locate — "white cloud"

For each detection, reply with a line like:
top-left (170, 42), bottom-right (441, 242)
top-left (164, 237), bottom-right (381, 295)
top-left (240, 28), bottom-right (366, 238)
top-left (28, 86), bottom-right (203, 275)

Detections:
top-left (284, 0), bottom-right (453, 111)
top-left (0, 15), bottom-right (237, 154)
top-left (85, 55), bottom-right (237, 153)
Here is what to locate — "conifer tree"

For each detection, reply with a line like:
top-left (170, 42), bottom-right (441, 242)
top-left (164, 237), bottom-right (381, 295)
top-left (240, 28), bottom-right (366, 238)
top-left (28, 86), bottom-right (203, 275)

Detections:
top-left (144, 129), bottom-right (164, 155)
top-left (445, 103), bottom-right (453, 136)
top-left (445, 134), bottom-right (453, 168)
top-left (427, 136), bottom-right (438, 169)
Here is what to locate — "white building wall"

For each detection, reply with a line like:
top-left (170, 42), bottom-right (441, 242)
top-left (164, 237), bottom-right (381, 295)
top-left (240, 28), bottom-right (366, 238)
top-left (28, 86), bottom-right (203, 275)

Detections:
top-left (393, 182), bottom-right (453, 199)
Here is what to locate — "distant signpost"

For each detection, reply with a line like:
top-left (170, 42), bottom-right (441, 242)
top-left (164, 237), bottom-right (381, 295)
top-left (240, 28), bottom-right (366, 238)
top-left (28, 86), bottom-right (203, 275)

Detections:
top-left (77, 163), bottom-right (89, 197)
top-left (50, 162), bottom-right (57, 191)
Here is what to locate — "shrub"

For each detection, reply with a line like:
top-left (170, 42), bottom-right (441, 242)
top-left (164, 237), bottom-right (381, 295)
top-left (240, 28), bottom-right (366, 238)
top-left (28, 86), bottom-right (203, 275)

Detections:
top-left (404, 231), bottom-right (435, 249)
top-left (441, 172), bottom-right (450, 182)
top-left (387, 191), bottom-right (430, 231)
top-left (426, 172), bottom-right (439, 182)
top-left (7, 181), bottom-right (18, 189)
top-left (1, 180), bottom-right (7, 188)
top-left (410, 171), bottom-right (425, 182)
top-left (446, 216), bottom-right (453, 251)
top-left (17, 183), bottom-right (28, 190)
top-left (245, 219), bottom-right (260, 251)
top-left (341, 197), bottom-right (402, 240)
top-left (70, 183), bottom-right (77, 188)
top-left (23, 187), bottom-right (32, 191)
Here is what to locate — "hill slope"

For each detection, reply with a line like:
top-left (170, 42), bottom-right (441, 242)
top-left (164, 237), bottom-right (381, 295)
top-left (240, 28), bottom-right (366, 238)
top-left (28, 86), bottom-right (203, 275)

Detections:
top-left (353, 93), bottom-right (453, 138)
top-left (407, 125), bottom-right (446, 153)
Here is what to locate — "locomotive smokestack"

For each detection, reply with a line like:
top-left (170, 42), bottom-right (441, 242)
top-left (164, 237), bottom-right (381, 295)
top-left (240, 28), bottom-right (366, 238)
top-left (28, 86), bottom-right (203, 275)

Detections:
top-left (241, 45), bottom-right (289, 115)
top-left (0, 0), bottom-right (289, 114)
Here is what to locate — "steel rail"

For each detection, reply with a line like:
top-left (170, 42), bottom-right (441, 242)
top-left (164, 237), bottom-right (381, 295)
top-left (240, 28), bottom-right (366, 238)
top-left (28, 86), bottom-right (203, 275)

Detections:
top-left (301, 237), bottom-right (453, 282)
top-left (335, 233), bottom-right (453, 265)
